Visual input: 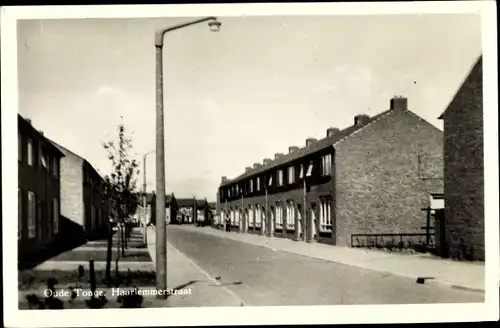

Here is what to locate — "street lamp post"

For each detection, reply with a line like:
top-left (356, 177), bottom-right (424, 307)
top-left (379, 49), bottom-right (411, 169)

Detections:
top-left (142, 150), bottom-right (155, 245)
top-left (154, 16), bottom-right (221, 297)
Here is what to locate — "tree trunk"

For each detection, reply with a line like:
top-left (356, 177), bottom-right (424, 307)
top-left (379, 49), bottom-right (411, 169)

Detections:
top-left (121, 225), bottom-right (125, 256)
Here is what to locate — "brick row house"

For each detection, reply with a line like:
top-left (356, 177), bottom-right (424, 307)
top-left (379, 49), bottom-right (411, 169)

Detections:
top-left (217, 96), bottom-right (444, 248)
top-left (437, 55), bottom-right (484, 261)
top-left (18, 115), bottom-right (65, 267)
top-left (50, 141), bottom-right (110, 241)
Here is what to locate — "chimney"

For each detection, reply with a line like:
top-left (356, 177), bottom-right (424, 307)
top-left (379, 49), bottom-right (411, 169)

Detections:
top-left (245, 166), bottom-right (252, 173)
top-left (263, 158), bottom-right (272, 166)
top-left (354, 114), bottom-right (370, 126)
top-left (390, 95), bottom-right (408, 111)
top-left (326, 127), bottom-right (340, 137)
top-left (306, 138), bottom-right (317, 147)
top-left (253, 163), bottom-right (261, 169)
top-left (288, 146), bottom-right (299, 154)
top-left (39, 130), bottom-right (44, 136)
top-left (26, 119), bottom-right (32, 125)
top-left (221, 176), bottom-right (227, 183)
top-left (274, 153), bottom-right (284, 160)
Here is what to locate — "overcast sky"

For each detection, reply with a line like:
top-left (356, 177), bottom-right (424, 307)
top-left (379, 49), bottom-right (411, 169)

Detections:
top-left (17, 14), bottom-right (482, 201)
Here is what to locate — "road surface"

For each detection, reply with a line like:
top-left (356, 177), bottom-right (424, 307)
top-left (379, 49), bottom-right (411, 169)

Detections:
top-left (166, 225), bottom-right (484, 306)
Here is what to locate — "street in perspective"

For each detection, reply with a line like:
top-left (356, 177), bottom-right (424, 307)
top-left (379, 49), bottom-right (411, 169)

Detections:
top-left (13, 10), bottom-right (491, 311)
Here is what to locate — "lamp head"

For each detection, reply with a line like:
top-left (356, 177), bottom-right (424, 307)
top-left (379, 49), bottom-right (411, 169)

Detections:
top-left (208, 19), bottom-right (222, 32)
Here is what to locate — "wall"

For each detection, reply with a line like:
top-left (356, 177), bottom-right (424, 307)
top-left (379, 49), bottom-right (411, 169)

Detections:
top-left (441, 57), bottom-right (484, 261)
top-left (18, 124), bottom-right (62, 264)
top-left (83, 161), bottom-right (110, 240)
top-left (59, 150), bottom-right (84, 227)
top-left (334, 108), bottom-right (444, 247)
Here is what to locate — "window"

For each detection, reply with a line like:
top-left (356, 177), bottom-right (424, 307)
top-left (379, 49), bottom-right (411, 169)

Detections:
top-left (18, 132), bottom-right (22, 162)
top-left (321, 154), bottom-right (332, 176)
top-left (268, 175), bottom-right (273, 187)
top-left (306, 161), bottom-right (314, 177)
top-left (277, 170), bottom-right (284, 186)
top-left (319, 197), bottom-right (332, 232)
top-left (40, 147), bottom-right (48, 170)
top-left (53, 198), bottom-right (59, 234)
top-left (52, 157), bottom-right (58, 178)
top-left (250, 179), bottom-right (253, 193)
top-left (256, 177), bottom-right (260, 191)
top-left (28, 191), bottom-right (36, 238)
top-left (27, 138), bottom-right (33, 166)
top-left (299, 164), bottom-right (304, 179)
top-left (288, 166), bottom-right (295, 184)
top-left (18, 189), bottom-right (22, 239)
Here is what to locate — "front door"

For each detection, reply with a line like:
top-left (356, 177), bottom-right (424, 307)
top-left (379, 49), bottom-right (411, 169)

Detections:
top-left (311, 206), bottom-right (317, 241)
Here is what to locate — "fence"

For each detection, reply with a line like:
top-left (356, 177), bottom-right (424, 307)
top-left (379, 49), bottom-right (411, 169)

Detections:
top-left (350, 233), bottom-right (435, 251)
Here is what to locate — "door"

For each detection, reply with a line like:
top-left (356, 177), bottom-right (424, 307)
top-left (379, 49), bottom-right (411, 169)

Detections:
top-left (311, 206), bottom-right (317, 241)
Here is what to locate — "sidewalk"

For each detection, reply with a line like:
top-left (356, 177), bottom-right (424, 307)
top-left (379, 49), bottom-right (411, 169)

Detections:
top-left (146, 227), bottom-right (245, 307)
top-left (19, 228), bottom-right (160, 309)
top-left (178, 225), bottom-right (486, 293)
top-left (30, 228), bottom-right (154, 272)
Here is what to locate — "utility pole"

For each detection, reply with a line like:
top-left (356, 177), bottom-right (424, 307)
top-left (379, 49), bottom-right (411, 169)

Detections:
top-left (155, 31), bottom-right (167, 297)
top-left (154, 17), bottom-right (221, 297)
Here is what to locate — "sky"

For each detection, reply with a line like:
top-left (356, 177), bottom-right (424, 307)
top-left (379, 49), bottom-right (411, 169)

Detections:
top-left (17, 14), bottom-right (482, 201)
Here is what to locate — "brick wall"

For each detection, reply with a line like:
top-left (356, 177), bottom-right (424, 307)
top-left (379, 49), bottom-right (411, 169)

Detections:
top-left (441, 56), bottom-right (484, 261)
top-left (18, 120), bottom-right (63, 263)
top-left (334, 107), bottom-right (444, 247)
top-left (59, 151), bottom-right (84, 226)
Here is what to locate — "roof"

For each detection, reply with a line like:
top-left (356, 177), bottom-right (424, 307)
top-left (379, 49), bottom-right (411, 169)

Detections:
top-left (48, 138), bottom-right (104, 180)
top-left (220, 109), bottom-right (391, 187)
top-left (438, 54), bottom-right (483, 120)
top-left (145, 193), bottom-right (211, 208)
top-left (18, 114), bottom-right (65, 158)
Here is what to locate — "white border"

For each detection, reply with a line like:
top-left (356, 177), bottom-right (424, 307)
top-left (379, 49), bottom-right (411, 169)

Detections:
top-left (2, 2), bottom-right (498, 326)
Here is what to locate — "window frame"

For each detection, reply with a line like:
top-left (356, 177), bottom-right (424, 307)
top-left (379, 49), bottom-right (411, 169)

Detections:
top-left (27, 138), bottom-right (34, 166)
top-left (288, 166), bottom-right (295, 184)
top-left (27, 191), bottom-right (36, 238)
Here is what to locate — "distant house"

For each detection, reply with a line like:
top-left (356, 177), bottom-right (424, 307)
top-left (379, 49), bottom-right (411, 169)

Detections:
top-left (218, 96), bottom-right (444, 247)
top-left (18, 115), bottom-right (65, 267)
top-left (50, 141), bottom-right (110, 241)
top-left (437, 55), bottom-right (484, 261)
top-left (145, 193), bottom-right (214, 225)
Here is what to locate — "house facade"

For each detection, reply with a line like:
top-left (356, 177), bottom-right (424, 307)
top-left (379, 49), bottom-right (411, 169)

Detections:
top-left (18, 115), bottom-right (64, 265)
top-left (438, 55), bottom-right (484, 261)
top-left (217, 96), bottom-right (444, 248)
top-left (51, 142), bottom-right (110, 241)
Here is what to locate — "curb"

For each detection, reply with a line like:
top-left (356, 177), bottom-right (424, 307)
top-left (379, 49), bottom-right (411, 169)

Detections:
top-left (180, 226), bottom-right (485, 294)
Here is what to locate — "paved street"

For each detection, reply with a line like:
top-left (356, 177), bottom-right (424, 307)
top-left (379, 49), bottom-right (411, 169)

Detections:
top-left (165, 225), bottom-right (483, 306)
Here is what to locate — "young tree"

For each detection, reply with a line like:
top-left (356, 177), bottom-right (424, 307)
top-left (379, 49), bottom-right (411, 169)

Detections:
top-left (102, 119), bottom-right (141, 268)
